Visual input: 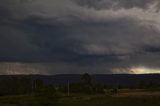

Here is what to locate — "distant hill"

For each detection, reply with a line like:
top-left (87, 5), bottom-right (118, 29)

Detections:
top-left (0, 74), bottom-right (160, 87)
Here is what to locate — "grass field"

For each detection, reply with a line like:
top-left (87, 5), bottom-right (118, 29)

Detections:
top-left (0, 90), bottom-right (160, 106)
top-left (59, 91), bottom-right (160, 106)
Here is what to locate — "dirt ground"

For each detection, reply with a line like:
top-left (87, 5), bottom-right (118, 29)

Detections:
top-left (113, 89), bottom-right (160, 97)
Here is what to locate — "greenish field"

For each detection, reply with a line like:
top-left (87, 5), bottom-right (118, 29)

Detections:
top-left (0, 95), bottom-right (58, 106)
top-left (0, 90), bottom-right (160, 106)
top-left (59, 94), bottom-right (160, 106)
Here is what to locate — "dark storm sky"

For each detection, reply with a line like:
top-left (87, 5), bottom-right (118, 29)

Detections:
top-left (0, 0), bottom-right (160, 74)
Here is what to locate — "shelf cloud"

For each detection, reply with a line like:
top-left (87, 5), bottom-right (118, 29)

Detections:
top-left (0, 0), bottom-right (160, 74)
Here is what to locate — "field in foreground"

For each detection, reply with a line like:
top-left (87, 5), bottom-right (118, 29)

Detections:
top-left (1, 90), bottom-right (160, 106)
top-left (59, 90), bottom-right (160, 106)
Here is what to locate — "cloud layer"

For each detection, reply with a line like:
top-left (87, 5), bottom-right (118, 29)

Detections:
top-left (0, 0), bottom-right (160, 74)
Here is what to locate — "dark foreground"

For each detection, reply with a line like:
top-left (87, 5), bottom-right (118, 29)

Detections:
top-left (0, 74), bottom-right (160, 106)
top-left (0, 90), bottom-right (160, 106)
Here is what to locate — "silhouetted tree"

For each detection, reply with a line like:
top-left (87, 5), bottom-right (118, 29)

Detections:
top-left (81, 73), bottom-right (92, 85)
top-left (80, 73), bottom-right (93, 94)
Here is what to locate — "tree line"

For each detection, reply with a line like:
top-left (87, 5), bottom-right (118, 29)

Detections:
top-left (0, 74), bottom-right (160, 96)
top-left (0, 73), bottom-right (160, 105)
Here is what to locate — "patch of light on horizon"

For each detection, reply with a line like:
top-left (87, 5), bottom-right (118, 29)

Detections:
top-left (130, 67), bottom-right (160, 74)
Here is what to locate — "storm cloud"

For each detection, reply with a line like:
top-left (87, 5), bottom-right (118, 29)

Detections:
top-left (0, 0), bottom-right (160, 74)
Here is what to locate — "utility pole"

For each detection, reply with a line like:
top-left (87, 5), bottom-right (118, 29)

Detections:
top-left (67, 80), bottom-right (70, 96)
